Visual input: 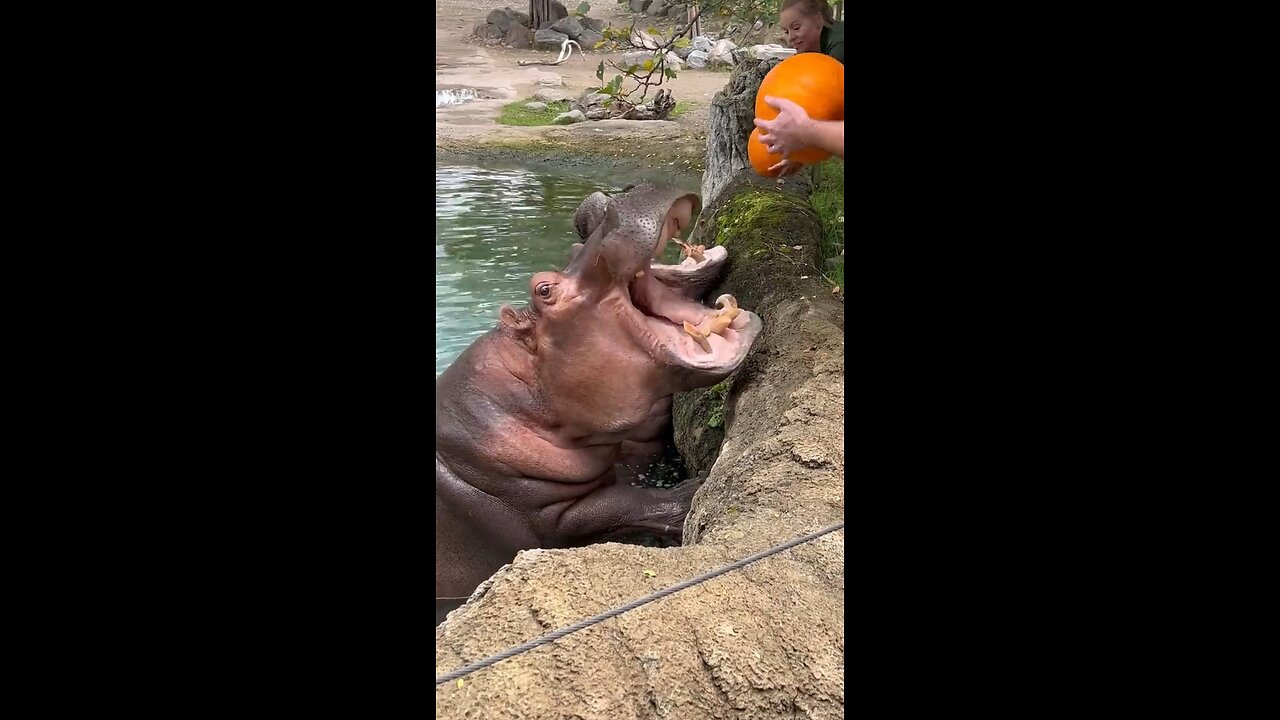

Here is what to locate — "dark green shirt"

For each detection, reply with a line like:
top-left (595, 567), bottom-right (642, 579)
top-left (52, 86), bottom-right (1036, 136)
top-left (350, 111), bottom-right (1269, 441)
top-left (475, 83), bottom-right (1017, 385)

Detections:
top-left (821, 22), bottom-right (845, 65)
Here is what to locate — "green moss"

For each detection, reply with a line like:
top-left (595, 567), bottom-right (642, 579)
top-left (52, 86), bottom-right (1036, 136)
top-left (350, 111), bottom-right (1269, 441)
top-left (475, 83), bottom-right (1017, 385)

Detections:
top-left (698, 183), bottom-right (826, 307)
top-left (809, 158), bottom-right (845, 289)
top-left (704, 377), bottom-right (733, 428)
top-left (669, 100), bottom-right (694, 118)
top-left (712, 189), bottom-right (816, 254)
top-left (497, 99), bottom-right (571, 126)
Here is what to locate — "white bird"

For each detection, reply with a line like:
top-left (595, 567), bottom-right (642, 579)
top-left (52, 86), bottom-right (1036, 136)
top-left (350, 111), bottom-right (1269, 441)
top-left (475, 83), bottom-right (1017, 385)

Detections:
top-left (557, 38), bottom-right (584, 63)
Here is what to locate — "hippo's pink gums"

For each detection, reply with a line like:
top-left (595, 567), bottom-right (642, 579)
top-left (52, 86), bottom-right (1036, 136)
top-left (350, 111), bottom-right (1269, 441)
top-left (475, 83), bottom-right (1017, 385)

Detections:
top-left (435, 183), bottom-right (762, 625)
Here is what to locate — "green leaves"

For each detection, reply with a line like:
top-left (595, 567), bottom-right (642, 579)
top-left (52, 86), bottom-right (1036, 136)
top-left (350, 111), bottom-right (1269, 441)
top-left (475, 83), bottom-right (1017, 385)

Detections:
top-left (642, 59), bottom-right (654, 71)
top-left (577, 1), bottom-right (591, 13)
top-left (596, 61), bottom-right (604, 82)
top-left (599, 74), bottom-right (624, 96)
top-left (673, 37), bottom-right (690, 49)
top-left (664, 67), bottom-right (677, 79)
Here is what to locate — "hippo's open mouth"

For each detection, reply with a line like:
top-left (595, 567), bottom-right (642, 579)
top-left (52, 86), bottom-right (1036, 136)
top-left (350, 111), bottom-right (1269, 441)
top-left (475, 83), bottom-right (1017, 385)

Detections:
top-left (624, 258), bottom-right (762, 372)
top-left (648, 245), bottom-right (728, 292)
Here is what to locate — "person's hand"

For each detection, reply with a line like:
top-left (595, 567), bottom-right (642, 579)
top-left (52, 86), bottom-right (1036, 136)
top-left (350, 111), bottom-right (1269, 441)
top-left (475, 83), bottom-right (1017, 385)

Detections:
top-left (753, 96), bottom-right (814, 158)
top-left (767, 158), bottom-right (803, 177)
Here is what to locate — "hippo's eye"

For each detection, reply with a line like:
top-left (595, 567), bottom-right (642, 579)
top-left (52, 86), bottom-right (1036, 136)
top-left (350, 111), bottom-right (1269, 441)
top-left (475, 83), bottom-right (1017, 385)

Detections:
top-left (537, 283), bottom-right (552, 298)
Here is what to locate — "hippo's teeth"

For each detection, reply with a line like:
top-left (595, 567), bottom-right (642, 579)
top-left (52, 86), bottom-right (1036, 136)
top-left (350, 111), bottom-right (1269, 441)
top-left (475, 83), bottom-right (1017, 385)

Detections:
top-left (705, 316), bottom-right (732, 336)
top-left (635, 271), bottom-right (645, 278)
top-left (683, 321), bottom-right (712, 352)
top-left (709, 295), bottom-right (742, 329)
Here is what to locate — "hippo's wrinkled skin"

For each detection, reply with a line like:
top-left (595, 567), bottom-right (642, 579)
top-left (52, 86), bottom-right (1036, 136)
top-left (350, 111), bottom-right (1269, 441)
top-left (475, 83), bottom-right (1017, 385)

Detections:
top-left (436, 183), bottom-right (762, 625)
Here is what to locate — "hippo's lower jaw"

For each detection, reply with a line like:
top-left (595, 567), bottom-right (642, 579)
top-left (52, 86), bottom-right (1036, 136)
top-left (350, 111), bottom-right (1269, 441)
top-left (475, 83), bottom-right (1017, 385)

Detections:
top-left (624, 266), bottom-right (763, 378)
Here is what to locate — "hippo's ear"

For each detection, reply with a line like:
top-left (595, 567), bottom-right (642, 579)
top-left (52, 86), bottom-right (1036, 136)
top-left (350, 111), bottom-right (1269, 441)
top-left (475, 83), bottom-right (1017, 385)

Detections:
top-left (499, 305), bottom-right (538, 352)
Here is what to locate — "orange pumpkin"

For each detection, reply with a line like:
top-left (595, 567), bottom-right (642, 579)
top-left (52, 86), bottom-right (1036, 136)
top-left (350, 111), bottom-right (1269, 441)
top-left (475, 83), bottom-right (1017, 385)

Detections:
top-left (748, 128), bottom-right (784, 177)
top-left (755, 52), bottom-right (845, 123)
top-left (750, 52), bottom-right (844, 171)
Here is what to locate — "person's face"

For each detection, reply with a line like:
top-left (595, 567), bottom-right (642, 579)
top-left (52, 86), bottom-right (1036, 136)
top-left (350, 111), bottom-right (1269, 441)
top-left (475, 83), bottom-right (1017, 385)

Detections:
top-left (780, 7), bottom-right (824, 54)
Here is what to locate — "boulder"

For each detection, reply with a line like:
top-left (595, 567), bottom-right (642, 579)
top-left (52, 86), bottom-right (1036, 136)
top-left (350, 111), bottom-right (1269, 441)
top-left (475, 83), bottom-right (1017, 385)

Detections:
top-left (484, 24), bottom-right (506, 39)
top-left (473, 22), bottom-right (487, 38)
top-left (664, 49), bottom-right (684, 70)
top-left (692, 35), bottom-right (713, 52)
top-left (648, 0), bottom-right (669, 16)
top-left (749, 44), bottom-right (794, 60)
top-left (505, 24), bottom-right (533, 48)
top-left (533, 27), bottom-right (569, 50)
top-left (686, 49), bottom-right (709, 68)
top-left (708, 38), bottom-right (738, 66)
top-left (577, 28), bottom-right (605, 48)
top-left (536, 73), bottom-right (563, 86)
top-left (524, 101), bottom-right (548, 111)
top-left (550, 0), bottom-right (569, 21)
top-left (486, 7), bottom-right (524, 33)
top-left (622, 50), bottom-right (655, 68)
top-left (672, 45), bottom-right (692, 59)
top-left (581, 16), bottom-right (605, 32)
top-left (533, 87), bottom-right (571, 102)
top-left (552, 109), bottom-right (587, 125)
top-left (550, 16), bottom-right (584, 39)
top-left (629, 0), bottom-right (647, 11)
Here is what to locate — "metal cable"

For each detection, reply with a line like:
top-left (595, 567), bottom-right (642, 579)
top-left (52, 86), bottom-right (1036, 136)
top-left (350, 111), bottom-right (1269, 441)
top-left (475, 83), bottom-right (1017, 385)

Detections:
top-left (436, 520), bottom-right (845, 686)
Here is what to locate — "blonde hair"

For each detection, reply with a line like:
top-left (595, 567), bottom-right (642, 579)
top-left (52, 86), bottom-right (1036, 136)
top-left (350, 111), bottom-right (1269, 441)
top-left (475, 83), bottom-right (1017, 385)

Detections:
top-left (780, 0), bottom-right (836, 26)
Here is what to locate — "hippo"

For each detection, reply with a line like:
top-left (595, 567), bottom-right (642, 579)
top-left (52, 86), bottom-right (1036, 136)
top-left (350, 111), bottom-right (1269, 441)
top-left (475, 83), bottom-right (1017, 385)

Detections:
top-left (570, 186), bottom-right (736, 477)
top-left (436, 183), bottom-right (762, 625)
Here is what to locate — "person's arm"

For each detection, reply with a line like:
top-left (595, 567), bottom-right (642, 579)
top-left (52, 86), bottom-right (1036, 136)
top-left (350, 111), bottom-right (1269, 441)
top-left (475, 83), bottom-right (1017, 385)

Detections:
top-left (753, 96), bottom-right (845, 160)
top-left (802, 119), bottom-right (844, 159)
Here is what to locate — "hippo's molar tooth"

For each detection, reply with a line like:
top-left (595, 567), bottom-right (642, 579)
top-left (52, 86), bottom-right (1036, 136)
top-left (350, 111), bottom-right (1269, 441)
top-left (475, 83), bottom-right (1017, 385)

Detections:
top-left (635, 271), bottom-right (645, 278)
top-left (682, 321), bottom-right (712, 353)
top-left (704, 313), bottom-right (734, 337)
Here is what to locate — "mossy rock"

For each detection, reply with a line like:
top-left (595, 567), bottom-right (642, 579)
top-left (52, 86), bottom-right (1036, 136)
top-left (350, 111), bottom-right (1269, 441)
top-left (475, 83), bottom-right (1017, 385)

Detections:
top-left (674, 170), bottom-right (828, 476)
top-left (694, 173), bottom-right (824, 311)
top-left (672, 376), bottom-right (733, 479)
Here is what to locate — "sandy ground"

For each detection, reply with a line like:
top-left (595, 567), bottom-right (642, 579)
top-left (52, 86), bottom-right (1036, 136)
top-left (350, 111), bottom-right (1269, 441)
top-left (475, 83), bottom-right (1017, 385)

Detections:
top-left (435, 0), bottom-right (738, 167)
